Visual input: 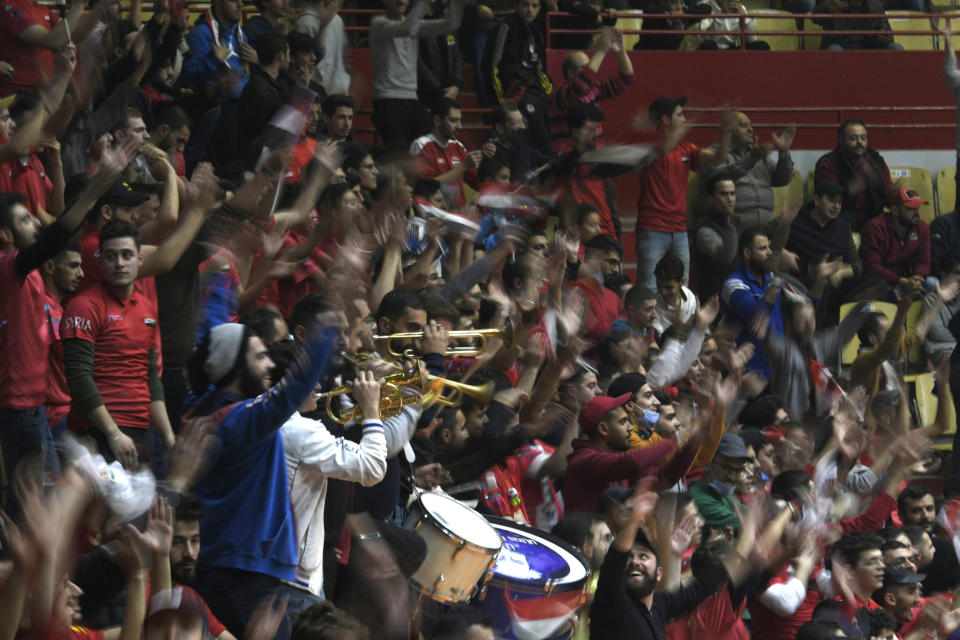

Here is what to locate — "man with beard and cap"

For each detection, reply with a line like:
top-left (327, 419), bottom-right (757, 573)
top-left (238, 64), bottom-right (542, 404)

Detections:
top-left (721, 228), bottom-right (785, 378)
top-left (859, 188), bottom-right (932, 300)
top-left (184, 319), bottom-right (338, 640)
top-left (589, 482), bottom-right (734, 640)
top-left (168, 497), bottom-right (236, 640)
top-left (874, 566), bottom-right (924, 631)
top-left (564, 393), bottom-right (703, 512)
top-left (814, 119), bottom-right (894, 232)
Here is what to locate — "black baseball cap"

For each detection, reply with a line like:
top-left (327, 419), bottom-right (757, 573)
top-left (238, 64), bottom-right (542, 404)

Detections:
top-left (97, 179), bottom-right (151, 209)
top-left (815, 181), bottom-right (844, 197)
top-left (882, 566), bottom-right (925, 589)
top-left (649, 96), bottom-right (687, 123)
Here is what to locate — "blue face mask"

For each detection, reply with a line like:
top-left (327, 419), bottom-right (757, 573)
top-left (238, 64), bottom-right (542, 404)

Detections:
top-left (642, 409), bottom-right (660, 426)
top-left (709, 479), bottom-right (737, 496)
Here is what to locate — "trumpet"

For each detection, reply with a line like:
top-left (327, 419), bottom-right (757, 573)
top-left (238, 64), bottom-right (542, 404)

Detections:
top-left (316, 369), bottom-right (496, 424)
top-left (373, 327), bottom-right (512, 359)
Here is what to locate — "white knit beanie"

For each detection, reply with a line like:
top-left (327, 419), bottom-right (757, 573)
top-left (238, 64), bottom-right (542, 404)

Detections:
top-left (205, 323), bottom-right (246, 386)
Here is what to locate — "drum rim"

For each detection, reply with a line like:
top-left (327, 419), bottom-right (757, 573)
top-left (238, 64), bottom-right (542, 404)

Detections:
top-left (417, 492), bottom-right (503, 552)
top-left (483, 515), bottom-right (591, 593)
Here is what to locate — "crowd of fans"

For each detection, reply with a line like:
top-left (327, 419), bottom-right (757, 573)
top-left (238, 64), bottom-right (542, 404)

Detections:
top-left (1, 0), bottom-right (960, 639)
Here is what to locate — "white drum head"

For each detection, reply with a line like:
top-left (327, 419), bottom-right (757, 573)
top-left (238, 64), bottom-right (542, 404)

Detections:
top-left (419, 492), bottom-right (502, 550)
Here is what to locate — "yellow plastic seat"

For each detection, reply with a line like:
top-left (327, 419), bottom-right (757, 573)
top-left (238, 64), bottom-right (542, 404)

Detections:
top-left (619, 11), bottom-right (644, 51)
top-left (774, 169), bottom-right (804, 217)
top-left (753, 10), bottom-right (802, 51)
top-left (886, 11), bottom-right (936, 51)
top-left (852, 231), bottom-right (861, 251)
top-left (937, 166), bottom-right (956, 216)
top-left (802, 18), bottom-right (823, 50)
top-left (839, 301), bottom-right (897, 366)
top-left (889, 166), bottom-right (936, 224)
top-left (904, 299), bottom-right (927, 368)
top-left (915, 372), bottom-right (958, 435)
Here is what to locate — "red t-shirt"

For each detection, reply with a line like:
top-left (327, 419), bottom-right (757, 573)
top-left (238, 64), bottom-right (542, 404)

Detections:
top-left (11, 152), bottom-right (52, 215)
top-left (287, 136), bottom-right (318, 183)
top-left (563, 277), bottom-right (623, 344)
top-left (43, 290), bottom-right (70, 425)
top-left (636, 141), bottom-right (700, 233)
top-left (555, 144), bottom-right (616, 238)
top-left (0, 250), bottom-right (50, 408)
top-left (666, 583), bottom-right (750, 640)
top-left (61, 281), bottom-right (159, 431)
top-left (0, 0), bottom-right (59, 94)
top-left (410, 133), bottom-right (479, 208)
top-left (749, 571), bottom-right (821, 640)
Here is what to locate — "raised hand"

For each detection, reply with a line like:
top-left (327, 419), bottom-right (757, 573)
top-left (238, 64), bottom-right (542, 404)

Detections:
top-left (771, 124), bottom-right (796, 153)
top-left (671, 512), bottom-right (699, 556)
top-left (352, 370), bottom-right (385, 421)
top-left (694, 295), bottom-right (720, 332)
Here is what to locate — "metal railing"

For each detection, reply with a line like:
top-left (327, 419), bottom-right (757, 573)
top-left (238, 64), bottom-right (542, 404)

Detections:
top-left (546, 9), bottom-right (959, 49)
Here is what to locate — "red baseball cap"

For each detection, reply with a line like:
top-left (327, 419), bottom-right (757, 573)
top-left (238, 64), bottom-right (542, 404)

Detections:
top-left (579, 393), bottom-right (632, 434)
top-left (890, 188), bottom-right (927, 209)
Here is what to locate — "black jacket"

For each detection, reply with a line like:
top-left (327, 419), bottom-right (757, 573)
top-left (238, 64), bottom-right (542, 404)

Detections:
top-left (482, 13), bottom-right (551, 104)
top-left (417, 31), bottom-right (464, 106)
top-left (590, 547), bottom-right (728, 640)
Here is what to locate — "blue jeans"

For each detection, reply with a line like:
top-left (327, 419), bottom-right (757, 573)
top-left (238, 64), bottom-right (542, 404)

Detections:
top-left (281, 583), bottom-right (324, 628)
top-left (0, 406), bottom-right (60, 508)
top-left (195, 564), bottom-right (291, 640)
top-left (635, 229), bottom-right (690, 289)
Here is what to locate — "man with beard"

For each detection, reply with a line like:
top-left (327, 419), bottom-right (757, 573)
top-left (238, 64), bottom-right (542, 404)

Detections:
top-left (589, 482), bottom-right (732, 640)
top-left (564, 394), bottom-right (702, 512)
top-left (483, 101), bottom-right (552, 184)
top-left (814, 119), bottom-right (893, 231)
top-left (897, 485), bottom-right (960, 594)
top-left (410, 97), bottom-right (483, 208)
top-left (169, 498), bottom-right (236, 640)
top-left (184, 319), bottom-right (338, 639)
top-left (720, 228), bottom-right (785, 378)
top-left (41, 240), bottom-right (83, 434)
top-left (859, 188), bottom-right (932, 300)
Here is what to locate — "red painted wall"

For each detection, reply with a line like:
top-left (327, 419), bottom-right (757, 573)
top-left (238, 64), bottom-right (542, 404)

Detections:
top-left (351, 49), bottom-right (958, 151)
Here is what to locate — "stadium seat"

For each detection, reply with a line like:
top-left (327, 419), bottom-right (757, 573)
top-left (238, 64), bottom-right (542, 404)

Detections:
top-left (904, 299), bottom-right (927, 369)
top-left (839, 300), bottom-right (897, 366)
top-left (619, 11), bottom-right (644, 51)
top-left (753, 10), bottom-right (803, 51)
top-left (886, 11), bottom-right (936, 51)
top-left (802, 18), bottom-right (823, 50)
top-left (937, 166), bottom-right (956, 217)
top-left (914, 372), bottom-right (958, 435)
top-left (852, 231), bottom-right (861, 251)
top-left (774, 169), bottom-right (804, 217)
top-left (889, 166), bottom-right (936, 224)
top-left (806, 168), bottom-right (815, 202)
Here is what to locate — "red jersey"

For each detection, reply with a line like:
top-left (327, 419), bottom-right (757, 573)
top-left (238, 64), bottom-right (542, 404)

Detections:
top-left (410, 133), bottom-right (479, 208)
top-left (516, 440), bottom-right (564, 531)
top-left (62, 280), bottom-right (159, 431)
top-left (749, 571), bottom-right (821, 640)
top-left (11, 153), bottom-right (52, 216)
top-left (563, 277), bottom-right (623, 344)
top-left (0, 250), bottom-right (50, 408)
top-left (0, 0), bottom-right (59, 93)
top-left (666, 583), bottom-right (749, 640)
top-left (636, 141), bottom-right (700, 233)
top-left (555, 144), bottom-right (616, 238)
top-left (43, 290), bottom-right (70, 425)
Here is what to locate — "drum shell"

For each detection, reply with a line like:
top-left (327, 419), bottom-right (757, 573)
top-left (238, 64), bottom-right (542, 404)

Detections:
top-left (404, 493), bottom-right (502, 604)
top-left (473, 516), bottom-right (590, 640)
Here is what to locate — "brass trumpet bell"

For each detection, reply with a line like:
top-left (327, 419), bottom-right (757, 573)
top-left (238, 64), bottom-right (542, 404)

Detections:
top-left (372, 326), bottom-right (513, 359)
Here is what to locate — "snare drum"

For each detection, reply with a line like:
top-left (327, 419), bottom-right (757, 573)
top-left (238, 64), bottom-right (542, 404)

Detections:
top-left (473, 517), bottom-right (590, 640)
top-left (404, 491), bottom-right (502, 603)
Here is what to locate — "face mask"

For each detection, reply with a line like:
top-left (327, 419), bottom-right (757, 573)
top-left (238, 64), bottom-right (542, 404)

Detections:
top-left (642, 409), bottom-right (660, 426)
top-left (709, 477), bottom-right (737, 496)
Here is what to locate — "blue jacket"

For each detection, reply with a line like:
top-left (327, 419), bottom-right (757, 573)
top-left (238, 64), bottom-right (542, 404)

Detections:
top-left (193, 327), bottom-right (336, 580)
top-left (185, 14), bottom-right (249, 98)
top-left (720, 264), bottom-right (784, 378)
